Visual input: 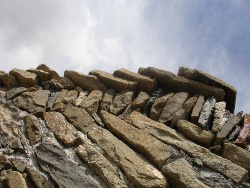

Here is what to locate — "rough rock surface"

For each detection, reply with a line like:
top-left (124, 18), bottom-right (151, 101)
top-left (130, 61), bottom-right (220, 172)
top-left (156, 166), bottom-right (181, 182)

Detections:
top-left (36, 64), bottom-right (60, 79)
top-left (62, 90), bottom-right (78, 104)
top-left (235, 113), bottom-right (250, 148)
top-left (26, 168), bottom-right (54, 188)
top-left (6, 87), bottom-right (27, 100)
top-left (90, 70), bottom-right (138, 92)
top-left (24, 114), bottom-right (42, 145)
top-left (26, 68), bottom-right (51, 82)
top-left (132, 91), bottom-right (150, 109)
top-left (9, 68), bottom-right (38, 87)
top-left (88, 127), bottom-right (168, 188)
top-left (191, 95), bottom-right (205, 124)
top-left (114, 68), bottom-right (157, 94)
top-left (64, 70), bottom-right (107, 92)
top-left (100, 89), bottom-right (115, 111)
top-left (0, 72), bottom-right (19, 89)
top-left (81, 90), bottom-right (103, 114)
top-left (4, 170), bottom-right (28, 188)
top-left (212, 101), bottom-right (229, 133)
top-left (74, 91), bottom-right (89, 107)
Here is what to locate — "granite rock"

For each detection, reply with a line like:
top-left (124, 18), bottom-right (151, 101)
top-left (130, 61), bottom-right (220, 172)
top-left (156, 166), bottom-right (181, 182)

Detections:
top-left (24, 114), bottom-right (42, 145)
top-left (190, 95), bottom-right (205, 124)
top-left (36, 64), bottom-right (60, 79)
top-left (212, 101), bottom-right (229, 133)
top-left (132, 91), bottom-right (150, 110)
top-left (9, 68), bottom-right (38, 87)
top-left (6, 87), bottom-right (27, 100)
top-left (100, 89), bottom-right (115, 112)
top-left (0, 72), bottom-right (19, 89)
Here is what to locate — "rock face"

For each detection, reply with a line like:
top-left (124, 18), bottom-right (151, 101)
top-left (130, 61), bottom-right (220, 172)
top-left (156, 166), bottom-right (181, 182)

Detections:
top-left (1, 65), bottom-right (250, 188)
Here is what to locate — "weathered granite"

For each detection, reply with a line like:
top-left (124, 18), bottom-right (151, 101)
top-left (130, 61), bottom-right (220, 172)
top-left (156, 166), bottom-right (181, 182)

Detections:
top-left (178, 67), bottom-right (237, 113)
top-left (159, 92), bottom-right (189, 124)
top-left (125, 111), bottom-right (248, 183)
top-left (0, 72), bottom-right (19, 89)
top-left (212, 101), bottom-right (229, 133)
top-left (63, 104), bottom-right (98, 133)
top-left (5, 87), bottom-right (27, 100)
top-left (0, 155), bottom-right (12, 171)
top-left (4, 170), bottom-right (28, 188)
top-left (215, 113), bottom-right (242, 145)
top-left (27, 68), bottom-right (51, 82)
top-left (235, 113), bottom-right (250, 148)
top-left (74, 91), bottom-right (89, 107)
top-left (143, 88), bottom-right (163, 116)
top-left (198, 97), bottom-right (216, 130)
top-left (63, 90), bottom-right (78, 104)
top-left (64, 70), bottom-right (107, 92)
top-left (13, 90), bottom-right (50, 115)
top-left (89, 70), bottom-right (138, 92)
top-left (9, 68), bottom-right (38, 86)
top-left (190, 95), bottom-right (205, 124)
top-left (88, 127), bottom-right (168, 188)
top-left (46, 92), bottom-right (60, 110)
top-left (100, 110), bottom-right (173, 168)
top-left (43, 112), bottom-right (81, 147)
top-left (139, 67), bottom-right (225, 102)
top-left (228, 125), bottom-right (241, 142)
top-left (27, 168), bottom-right (54, 188)
top-left (170, 96), bottom-right (198, 128)
top-left (162, 158), bottom-right (210, 188)
top-left (114, 68), bottom-right (157, 94)
top-left (35, 138), bottom-right (104, 188)
top-left (81, 90), bottom-right (103, 114)
top-left (177, 120), bottom-right (215, 147)
top-left (132, 91), bottom-right (150, 110)
top-left (150, 93), bottom-right (174, 120)
top-left (53, 89), bottom-right (68, 104)
top-left (77, 143), bottom-right (128, 188)
top-left (24, 114), bottom-right (42, 145)
top-left (110, 90), bottom-right (134, 116)
top-left (36, 64), bottom-right (60, 79)
top-left (100, 89), bottom-right (115, 112)
top-left (51, 102), bottom-right (65, 112)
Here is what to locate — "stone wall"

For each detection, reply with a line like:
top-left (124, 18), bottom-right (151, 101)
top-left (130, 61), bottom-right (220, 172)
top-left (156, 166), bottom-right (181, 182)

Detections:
top-left (0, 64), bottom-right (249, 188)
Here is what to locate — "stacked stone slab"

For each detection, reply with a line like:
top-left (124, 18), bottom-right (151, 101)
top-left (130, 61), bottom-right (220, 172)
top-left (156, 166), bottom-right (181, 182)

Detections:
top-left (0, 64), bottom-right (249, 188)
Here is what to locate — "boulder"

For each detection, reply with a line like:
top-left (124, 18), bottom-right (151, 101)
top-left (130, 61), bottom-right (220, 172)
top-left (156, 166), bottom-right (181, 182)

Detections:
top-left (27, 68), bottom-right (51, 82)
top-left (89, 70), bottom-right (138, 92)
top-left (43, 112), bottom-right (81, 147)
top-left (36, 64), bottom-right (60, 79)
top-left (77, 143), bottom-right (128, 188)
top-left (53, 89), bottom-right (68, 104)
top-left (63, 90), bottom-right (78, 104)
top-left (190, 95), bottom-right (205, 124)
top-left (74, 91), bottom-right (89, 107)
top-left (159, 92), bottom-right (189, 124)
top-left (5, 87), bottom-right (27, 100)
top-left (235, 113), bottom-right (250, 148)
top-left (27, 168), bottom-right (54, 188)
top-left (88, 127), bottom-right (168, 188)
top-left (114, 68), bottom-right (157, 94)
top-left (62, 104), bottom-right (98, 133)
top-left (177, 120), bottom-right (215, 147)
top-left (4, 170), bottom-right (28, 188)
top-left (24, 114), bottom-right (42, 145)
top-left (0, 72), bottom-right (19, 89)
top-left (100, 89), bottom-right (115, 112)
top-left (139, 67), bottom-right (226, 102)
top-left (178, 67), bottom-right (237, 113)
top-left (100, 110), bottom-right (173, 168)
top-left (64, 70), bottom-right (107, 92)
top-left (9, 68), bottom-right (38, 86)
top-left (81, 90), bottom-right (103, 114)
top-left (46, 92), bottom-right (60, 110)
top-left (132, 91), bottom-right (150, 110)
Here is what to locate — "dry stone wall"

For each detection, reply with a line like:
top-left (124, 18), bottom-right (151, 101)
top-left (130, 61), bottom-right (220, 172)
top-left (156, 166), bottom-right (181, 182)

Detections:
top-left (0, 64), bottom-right (249, 188)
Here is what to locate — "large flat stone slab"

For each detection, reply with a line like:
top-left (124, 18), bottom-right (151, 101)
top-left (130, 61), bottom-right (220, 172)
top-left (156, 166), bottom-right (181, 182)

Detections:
top-left (88, 127), bottom-right (168, 188)
top-left (27, 68), bottom-right (51, 82)
top-left (138, 67), bottom-right (225, 102)
top-left (89, 70), bottom-right (138, 92)
top-left (9, 68), bottom-right (38, 87)
top-left (114, 68), bottom-right (157, 94)
top-left (100, 110), bottom-right (173, 168)
top-left (178, 67), bottom-right (237, 113)
top-left (125, 111), bottom-right (248, 183)
top-left (162, 158), bottom-right (210, 188)
top-left (64, 70), bottom-right (107, 92)
top-left (6, 87), bottom-right (27, 100)
top-left (77, 143), bottom-right (128, 188)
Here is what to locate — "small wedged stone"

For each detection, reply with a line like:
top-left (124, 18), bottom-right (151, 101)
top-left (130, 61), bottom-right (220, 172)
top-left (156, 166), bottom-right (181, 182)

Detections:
top-left (62, 104), bottom-right (98, 133)
top-left (114, 68), bottom-right (157, 94)
top-left (88, 127), bottom-right (168, 188)
top-left (0, 155), bottom-right (12, 171)
top-left (51, 102), bottom-right (65, 112)
top-left (110, 90), bottom-right (134, 116)
top-left (191, 95), bottom-right (205, 124)
top-left (64, 70), bottom-right (107, 92)
top-left (46, 92), bottom-right (60, 110)
top-left (5, 87), bottom-right (27, 100)
top-left (27, 168), bottom-right (54, 188)
top-left (0, 72), bottom-right (19, 89)
top-left (228, 125), bottom-right (241, 142)
top-left (159, 92), bottom-right (189, 124)
top-left (63, 90), bottom-right (78, 104)
top-left (100, 89), bottom-right (115, 112)
top-left (81, 90), bottom-right (103, 114)
top-left (125, 111), bottom-right (248, 183)
top-left (150, 93), bottom-right (174, 120)
top-left (13, 90), bottom-right (50, 116)
top-left (162, 158), bottom-right (210, 188)
top-left (25, 114), bottom-right (42, 145)
top-left (222, 143), bottom-right (250, 172)
top-left (35, 139), bottom-right (104, 188)
top-left (170, 95), bottom-right (198, 128)
top-left (132, 91), bottom-right (150, 109)
top-left (138, 67), bottom-right (226, 102)
top-left (26, 68), bottom-right (51, 82)
top-left (177, 120), bottom-right (215, 147)
top-left (178, 67), bottom-right (237, 113)
top-left (74, 91), bottom-right (89, 107)
top-left (215, 113), bottom-right (242, 145)
top-left (36, 64), bottom-right (60, 79)
top-left (53, 89), bottom-right (68, 104)
top-left (212, 101), bottom-right (229, 133)
top-left (198, 97), bottom-right (216, 130)
top-left (43, 112), bottom-right (81, 147)
top-left (89, 70), bottom-right (138, 92)
top-left (235, 114), bottom-right (250, 148)
top-left (9, 68), bottom-right (38, 87)
top-left (100, 110), bottom-right (173, 168)
top-left (77, 143), bottom-right (128, 188)
top-left (4, 170), bottom-right (27, 188)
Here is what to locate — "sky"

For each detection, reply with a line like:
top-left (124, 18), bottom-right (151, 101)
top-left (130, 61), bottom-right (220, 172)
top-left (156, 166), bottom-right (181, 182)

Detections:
top-left (0, 0), bottom-right (249, 113)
